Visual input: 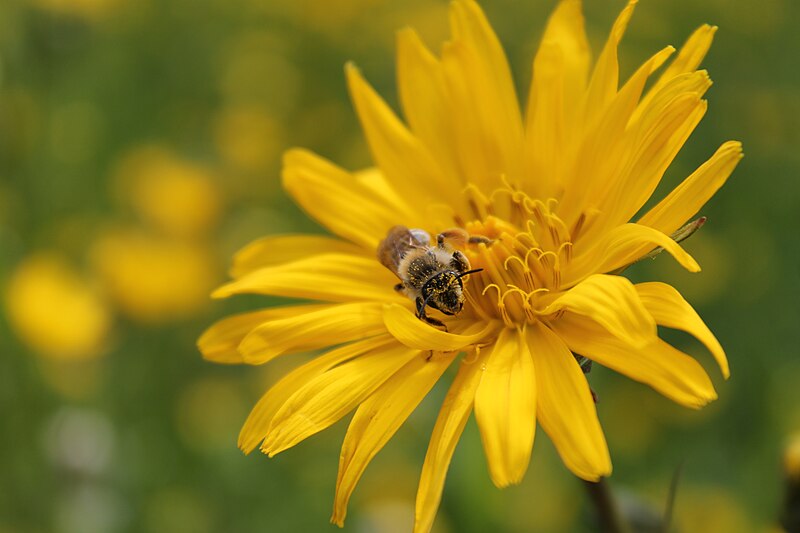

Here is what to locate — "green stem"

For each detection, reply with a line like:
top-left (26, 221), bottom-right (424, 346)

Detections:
top-left (583, 478), bottom-right (631, 533)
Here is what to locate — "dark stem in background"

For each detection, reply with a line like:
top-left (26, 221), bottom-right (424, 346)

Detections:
top-left (781, 473), bottom-right (800, 532)
top-left (583, 478), bottom-right (631, 533)
top-left (662, 462), bottom-right (684, 533)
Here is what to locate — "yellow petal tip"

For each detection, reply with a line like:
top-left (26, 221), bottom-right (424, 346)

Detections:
top-left (210, 285), bottom-right (233, 299)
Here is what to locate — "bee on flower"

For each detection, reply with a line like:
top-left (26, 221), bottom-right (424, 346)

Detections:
top-left (199, 1), bottom-right (742, 531)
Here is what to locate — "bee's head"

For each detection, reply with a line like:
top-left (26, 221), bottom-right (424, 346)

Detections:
top-left (422, 271), bottom-right (464, 316)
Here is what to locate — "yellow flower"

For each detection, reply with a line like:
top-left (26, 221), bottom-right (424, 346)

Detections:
top-left (5, 253), bottom-right (111, 360)
top-left (113, 146), bottom-right (223, 240)
top-left (92, 230), bottom-right (218, 324)
top-left (200, 1), bottom-right (742, 530)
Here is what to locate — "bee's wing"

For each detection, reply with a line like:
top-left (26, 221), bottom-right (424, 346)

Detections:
top-left (377, 225), bottom-right (426, 277)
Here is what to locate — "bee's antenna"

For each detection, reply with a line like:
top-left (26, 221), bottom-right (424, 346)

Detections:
top-left (457, 268), bottom-right (483, 279)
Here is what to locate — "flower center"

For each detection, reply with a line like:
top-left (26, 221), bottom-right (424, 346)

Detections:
top-left (456, 185), bottom-right (585, 328)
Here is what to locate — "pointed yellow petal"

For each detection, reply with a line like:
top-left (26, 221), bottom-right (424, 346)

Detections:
top-left (473, 328), bottom-right (536, 488)
top-left (239, 302), bottom-right (386, 365)
top-left (636, 282), bottom-right (728, 378)
top-left (632, 69), bottom-right (712, 126)
top-left (527, 322), bottom-right (611, 481)
top-left (599, 93), bottom-right (707, 232)
top-left (582, 0), bottom-right (637, 125)
top-left (282, 149), bottom-right (416, 249)
top-left (566, 223), bottom-right (701, 284)
top-left (663, 24), bottom-right (717, 77)
top-left (331, 352), bottom-right (456, 526)
top-left (524, 41), bottom-right (566, 200)
top-left (414, 350), bottom-right (486, 533)
top-left (641, 24), bottom-right (717, 112)
top-left (539, 0), bottom-right (591, 97)
top-left (449, 0), bottom-right (523, 140)
top-left (230, 235), bottom-right (364, 278)
top-left (637, 141), bottom-right (743, 235)
top-left (346, 64), bottom-right (461, 214)
top-left (560, 46), bottom-right (675, 222)
top-left (383, 303), bottom-right (499, 351)
top-left (523, 0), bottom-right (591, 197)
top-left (441, 0), bottom-right (524, 190)
top-left (551, 313), bottom-right (717, 408)
top-left (238, 335), bottom-right (395, 453)
top-left (212, 253), bottom-right (403, 303)
top-left (262, 343), bottom-right (418, 456)
top-left (396, 28), bottom-right (462, 187)
top-left (198, 305), bottom-right (330, 364)
top-left (538, 274), bottom-right (656, 348)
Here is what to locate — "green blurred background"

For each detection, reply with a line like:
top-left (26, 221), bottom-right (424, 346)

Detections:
top-left (1, 0), bottom-right (797, 531)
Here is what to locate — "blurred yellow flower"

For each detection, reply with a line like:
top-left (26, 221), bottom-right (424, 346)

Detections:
top-left (201, 1), bottom-right (741, 530)
top-left (5, 253), bottom-right (110, 360)
top-left (114, 146), bottom-right (222, 239)
top-left (213, 105), bottom-right (282, 174)
top-left (785, 432), bottom-right (800, 481)
top-left (92, 230), bottom-right (218, 324)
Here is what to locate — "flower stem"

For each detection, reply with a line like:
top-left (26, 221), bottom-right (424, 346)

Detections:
top-left (583, 478), bottom-right (631, 533)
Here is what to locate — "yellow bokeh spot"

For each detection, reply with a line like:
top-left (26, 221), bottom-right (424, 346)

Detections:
top-left (113, 146), bottom-right (222, 239)
top-left (213, 105), bottom-right (282, 174)
top-left (90, 230), bottom-right (219, 324)
top-left (4, 253), bottom-right (111, 360)
top-left (784, 432), bottom-right (800, 481)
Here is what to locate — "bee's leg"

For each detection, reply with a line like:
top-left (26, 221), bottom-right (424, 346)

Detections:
top-left (468, 235), bottom-right (494, 246)
top-left (437, 228), bottom-right (468, 249)
top-left (449, 250), bottom-right (470, 273)
top-left (416, 297), bottom-right (447, 331)
top-left (415, 297), bottom-right (427, 318)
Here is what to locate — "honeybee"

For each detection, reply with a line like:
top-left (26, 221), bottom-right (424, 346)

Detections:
top-left (377, 225), bottom-right (483, 329)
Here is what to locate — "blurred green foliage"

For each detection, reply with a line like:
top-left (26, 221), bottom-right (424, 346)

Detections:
top-left (1, 0), bottom-right (798, 532)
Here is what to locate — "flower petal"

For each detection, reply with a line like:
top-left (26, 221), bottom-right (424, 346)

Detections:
top-left (396, 28), bottom-right (462, 190)
top-left (239, 302), bottom-right (387, 365)
top-left (212, 253), bottom-right (403, 303)
top-left (346, 63), bottom-right (462, 216)
top-left (473, 328), bottom-right (536, 488)
top-left (238, 335), bottom-right (396, 453)
top-left (414, 350), bottom-right (486, 533)
top-left (536, 0), bottom-right (591, 113)
top-left (597, 93), bottom-right (708, 233)
top-left (637, 141), bottom-right (743, 235)
top-left (566, 223), bottom-right (700, 284)
top-left (331, 351), bottom-right (456, 527)
top-left (262, 343), bottom-right (419, 456)
top-left (230, 235), bottom-right (364, 278)
top-left (197, 305), bottom-right (329, 364)
top-left (559, 46), bottom-right (675, 224)
top-left (582, 0), bottom-right (636, 125)
top-left (522, 0), bottom-right (590, 197)
top-left (282, 149), bottom-right (416, 249)
top-left (551, 313), bottom-right (717, 408)
top-left (527, 322), bottom-right (611, 481)
top-left (642, 24), bottom-right (717, 110)
top-left (383, 303), bottom-right (500, 351)
top-left (538, 274), bottom-right (656, 348)
top-left (635, 282), bottom-right (728, 378)
top-left (441, 0), bottom-right (524, 191)
top-left (523, 40), bottom-right (567, 200)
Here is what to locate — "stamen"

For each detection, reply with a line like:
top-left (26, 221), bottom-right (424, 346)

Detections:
top-left (455, 184), bottom-right (575, 325)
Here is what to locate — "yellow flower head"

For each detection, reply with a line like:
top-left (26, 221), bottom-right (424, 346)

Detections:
top-left (200, 1), bottom-right (741, 530)
top-left (6, 253), bottom-right (111, 360)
